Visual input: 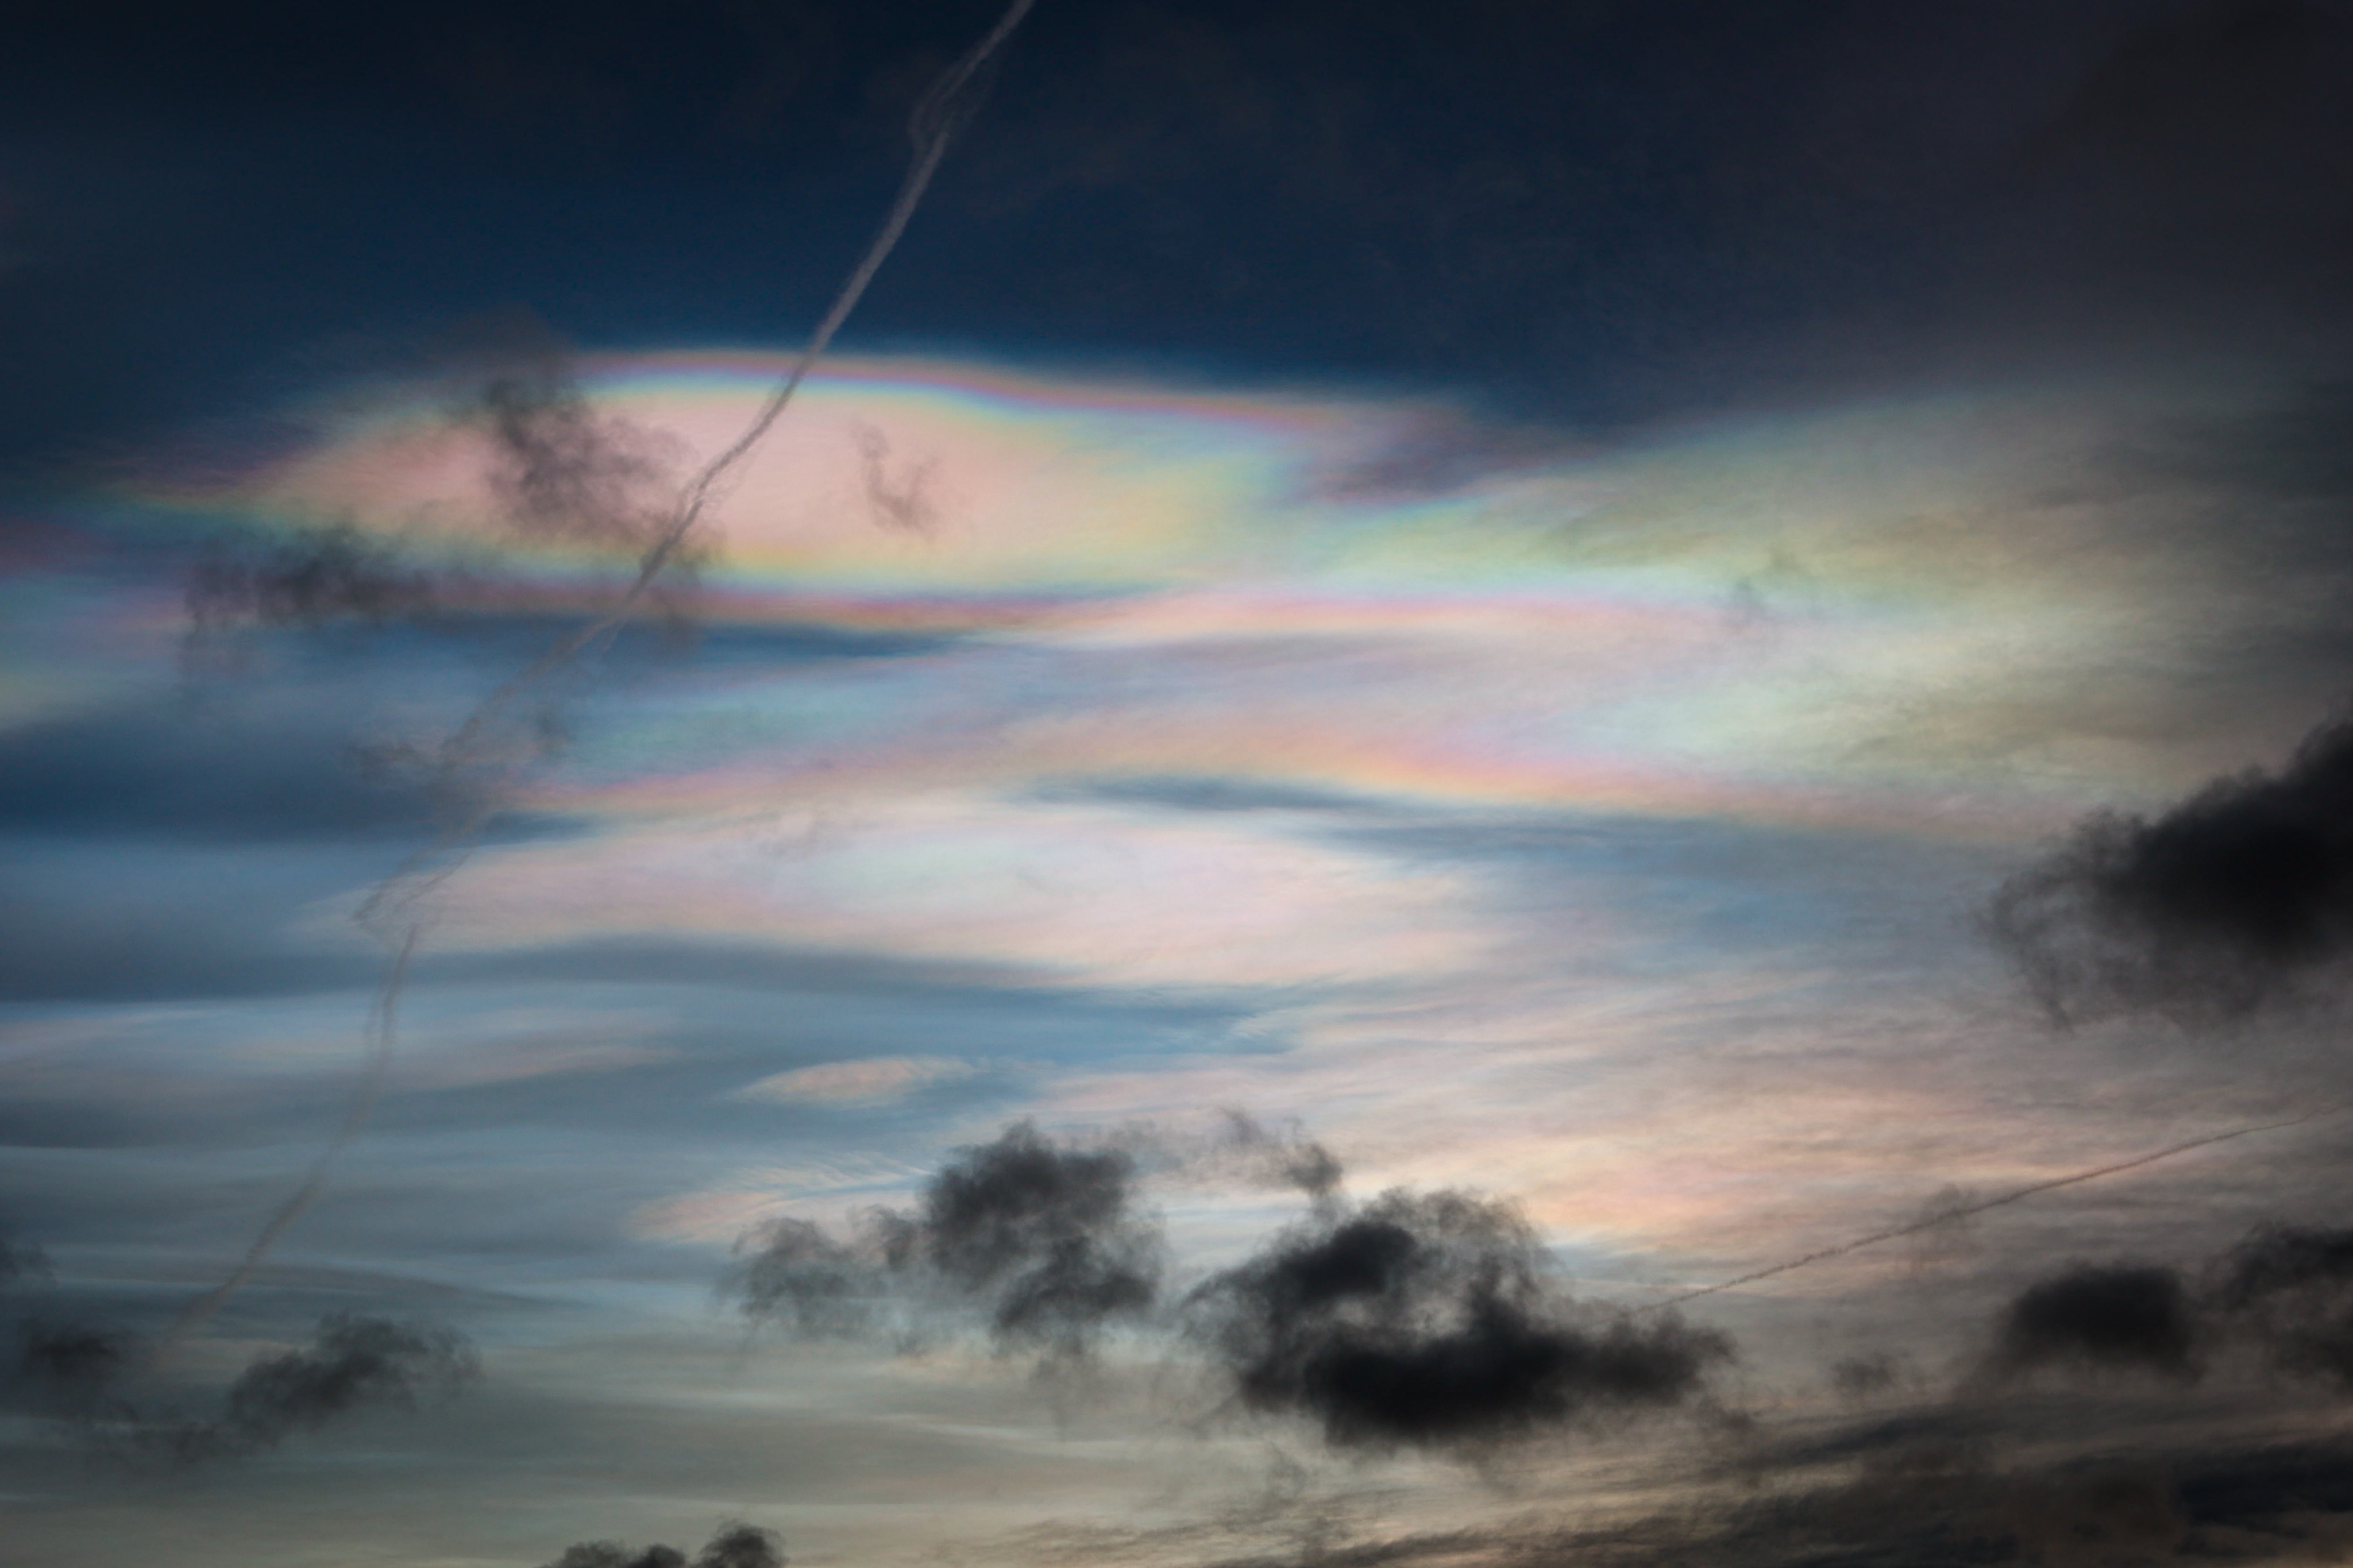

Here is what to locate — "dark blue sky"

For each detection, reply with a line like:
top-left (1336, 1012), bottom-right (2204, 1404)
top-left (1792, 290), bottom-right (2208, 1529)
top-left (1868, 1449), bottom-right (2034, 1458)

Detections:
top-left (6, 0), bottom-right (2349, 475)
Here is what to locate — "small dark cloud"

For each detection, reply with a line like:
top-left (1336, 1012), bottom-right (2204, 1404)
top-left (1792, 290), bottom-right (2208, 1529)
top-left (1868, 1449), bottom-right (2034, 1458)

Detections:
top-left (462, 323), bottom-right (685, 553)
top-left (1989, 1263), bottom-right (2201, 1382)
top-left (184, 522), bottom-right (439, 643)
top-left (728, 1218), bottom-right (874, 1339)
top-left (155, 1312), bottom-right (479, 1464)
top-left (12, 1319), bottom-right (135, 1414)
top-left (1187, 1188), bottom-right (1729, 1454)
top-left (1828, 1350), bottom-right (1907, 1402)
top-left (851, 421), bottom-right (938, 534)
top-left (1201, 1110), bottom-right (1344, 1201)
top-left (543, 1524), bottom-right (784, 1568)
top-left (1986, 712), bottom-right (2353, 1024)
top-left (734, 1120), bottom-right (1162, 1361)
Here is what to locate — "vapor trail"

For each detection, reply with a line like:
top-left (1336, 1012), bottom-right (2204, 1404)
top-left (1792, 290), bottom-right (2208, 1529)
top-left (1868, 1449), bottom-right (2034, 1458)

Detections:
top-left (167, 929), bottom-right (416, 1343)
top-left (172, 0), bottom-right (1040, 1338)
top-left (1645, 1105), bottom-right (2340, 1311)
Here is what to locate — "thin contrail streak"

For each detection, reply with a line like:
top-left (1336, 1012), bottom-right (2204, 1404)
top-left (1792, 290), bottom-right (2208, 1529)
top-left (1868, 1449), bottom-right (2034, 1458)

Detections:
top-left (169, 928), bottom-right (417, 1340)
top-left (1641, 1104), bottom-right (2340, 1312)
top-left (169, 0), bottom-right (1040, 1343)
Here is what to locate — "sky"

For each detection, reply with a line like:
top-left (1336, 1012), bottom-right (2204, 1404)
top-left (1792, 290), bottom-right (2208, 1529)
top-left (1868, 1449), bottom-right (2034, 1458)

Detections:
top-left (5, 3), bottom-right (2353, 1566)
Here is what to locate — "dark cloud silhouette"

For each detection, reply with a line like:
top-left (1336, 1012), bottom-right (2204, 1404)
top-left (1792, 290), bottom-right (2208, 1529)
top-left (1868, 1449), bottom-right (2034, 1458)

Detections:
top-left (543, 1524), bottom-right (784, 1568)
top-left (2214, 1222), bottom-right (2353, 1387)
top-left (1986, 713), bottom-right (2353, 1024)
top-left (735, 1121), bottom-right (1162, 1360)
top-left (155, 1313), bottom-right (479, 1463)
top-left (1189, 1189), bottom-right (1729, 1453)
top-left (884, 1119), bottom-right (1161, 1356)
top-left (1990, 1263), bottom-right (2201, 1381)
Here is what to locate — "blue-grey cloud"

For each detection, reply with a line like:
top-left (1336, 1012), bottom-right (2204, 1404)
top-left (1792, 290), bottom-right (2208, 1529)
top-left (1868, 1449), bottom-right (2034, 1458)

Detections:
top-left (152, 1312), bottom-right (479, 1464)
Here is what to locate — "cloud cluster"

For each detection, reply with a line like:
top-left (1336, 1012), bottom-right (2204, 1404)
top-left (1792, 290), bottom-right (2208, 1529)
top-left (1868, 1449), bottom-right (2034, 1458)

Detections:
top-left (7, 1310), bottom-right (478, 1465)
top-left (1976, 1219), bottom-right (2353, 1392)
top-left (1187, 1189), bottom-right (1730, 1454)
top-left (544, 1524), bottom-right (783, 1568)
top-left (160, 1313), bottom-right (479, 1463)
top-left (734, 1121), bottom-right (1163, 1360)
top-left (1988, 713), bottom-right (2353, 1024)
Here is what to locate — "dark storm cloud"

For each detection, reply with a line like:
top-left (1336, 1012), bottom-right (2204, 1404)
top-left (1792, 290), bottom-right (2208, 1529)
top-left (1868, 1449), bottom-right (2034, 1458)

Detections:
top-left (1187, 1189), bottom-right (1729, 1454)
top-left (735, 1121), bottom-right (1162, 1359)
top-left (153, 1313), bottom-right (479, 1464)
top-left (1986, 712), bottom-right (2353, 1025)
top-left (1988, 1262), bottom-right (2202, 1381)
top-left (543, 1524), bottom-right (784, 1568)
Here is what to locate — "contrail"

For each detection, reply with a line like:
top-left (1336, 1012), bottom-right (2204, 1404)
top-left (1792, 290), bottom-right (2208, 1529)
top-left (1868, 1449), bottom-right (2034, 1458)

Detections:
top-left (169, 0), bottom-right (1040, 1343)
top-left (1642, 1104), bottom-right (2341, 1312)
top-left (168, 928), bottom-right (416, 1341)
